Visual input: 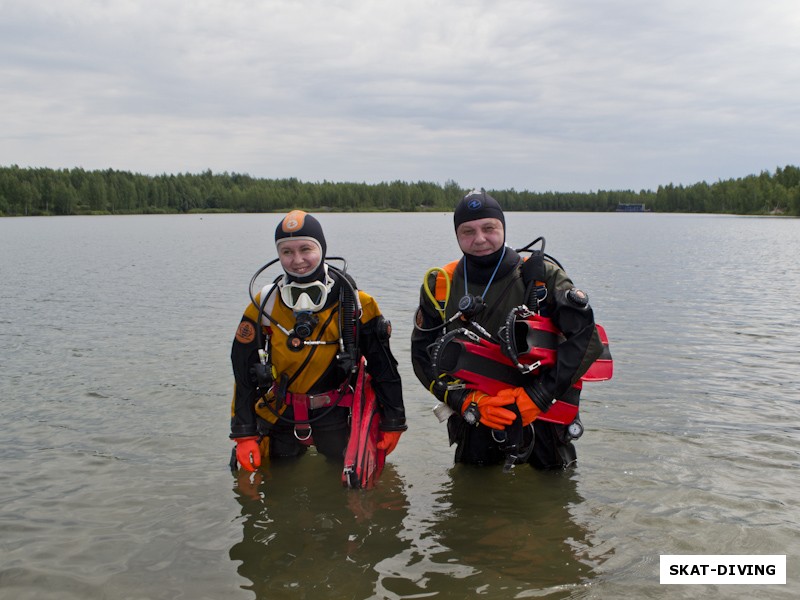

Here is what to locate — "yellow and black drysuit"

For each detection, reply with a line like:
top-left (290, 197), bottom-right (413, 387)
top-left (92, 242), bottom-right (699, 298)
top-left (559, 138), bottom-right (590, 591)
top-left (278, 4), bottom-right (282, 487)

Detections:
top-left (231, 267), bottom-right (406, 460)
top-left (411, 246), bottom-right (602, 468)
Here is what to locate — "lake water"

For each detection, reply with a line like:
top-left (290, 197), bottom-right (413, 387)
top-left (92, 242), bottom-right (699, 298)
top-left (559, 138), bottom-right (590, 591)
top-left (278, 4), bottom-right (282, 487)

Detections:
top-left (1, 212), bottom-right (798, 599)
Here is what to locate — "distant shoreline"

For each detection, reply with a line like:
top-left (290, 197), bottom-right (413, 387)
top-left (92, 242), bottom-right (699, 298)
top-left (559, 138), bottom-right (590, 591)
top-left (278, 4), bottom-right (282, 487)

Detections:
top-left (2, 164), bottom-right (798, 217)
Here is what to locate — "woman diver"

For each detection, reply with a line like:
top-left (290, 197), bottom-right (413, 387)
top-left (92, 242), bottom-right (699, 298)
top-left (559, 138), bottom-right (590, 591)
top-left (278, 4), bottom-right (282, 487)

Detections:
top-left (229, 210), bottom-right (406, 482)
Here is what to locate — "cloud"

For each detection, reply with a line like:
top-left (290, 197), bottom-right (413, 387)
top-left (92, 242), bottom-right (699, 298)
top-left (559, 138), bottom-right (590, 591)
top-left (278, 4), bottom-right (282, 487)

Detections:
top-left (1, 0), bottom-right (798, 191)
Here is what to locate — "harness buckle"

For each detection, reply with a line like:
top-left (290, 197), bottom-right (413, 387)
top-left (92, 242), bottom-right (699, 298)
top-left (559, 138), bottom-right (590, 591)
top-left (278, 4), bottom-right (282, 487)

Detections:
top-left (462, 329), bottom-right (481, 343)
top-left (446, 382), bottom-right (467, 390)
top-left (517, 360), bottom-right (542, 374)
top-left (514, 304), bottom-right (536, 318)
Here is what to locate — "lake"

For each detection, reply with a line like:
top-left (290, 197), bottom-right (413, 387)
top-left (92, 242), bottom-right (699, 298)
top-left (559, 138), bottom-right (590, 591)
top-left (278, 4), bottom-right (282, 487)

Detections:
top-left (1, 212), bottom-right (798, 599)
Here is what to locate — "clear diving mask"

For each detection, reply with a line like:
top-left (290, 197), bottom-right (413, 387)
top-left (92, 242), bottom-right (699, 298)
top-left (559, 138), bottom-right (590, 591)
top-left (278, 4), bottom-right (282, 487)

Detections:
top-left (279, 273), bottom-right (334, 313)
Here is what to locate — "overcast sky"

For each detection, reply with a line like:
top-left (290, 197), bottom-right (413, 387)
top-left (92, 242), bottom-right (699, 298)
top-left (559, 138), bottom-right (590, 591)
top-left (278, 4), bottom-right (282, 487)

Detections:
top-left (2, 0), bottom-right (798, 192)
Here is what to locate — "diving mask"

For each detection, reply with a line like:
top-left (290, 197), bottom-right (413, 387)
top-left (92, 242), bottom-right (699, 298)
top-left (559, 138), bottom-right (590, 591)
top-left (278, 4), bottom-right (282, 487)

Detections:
top-left (279, 275), bottom-right (334, 312)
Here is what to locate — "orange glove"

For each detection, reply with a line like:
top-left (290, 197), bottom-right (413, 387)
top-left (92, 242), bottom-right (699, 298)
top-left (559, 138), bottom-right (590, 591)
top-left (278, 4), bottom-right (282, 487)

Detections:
top-left (377, 430), bottom-right (403, 455)
top-left (461, 391), bottom-right (516, 430)
top-left (497, 387), bottom-right (541, 426)
top-left (234, 436), bottom-right (261, 472)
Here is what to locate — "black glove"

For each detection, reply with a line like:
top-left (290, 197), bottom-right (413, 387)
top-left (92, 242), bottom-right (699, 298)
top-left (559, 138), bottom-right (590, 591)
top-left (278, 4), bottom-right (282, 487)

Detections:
top-left (522, 377), bottom-right (556, 413)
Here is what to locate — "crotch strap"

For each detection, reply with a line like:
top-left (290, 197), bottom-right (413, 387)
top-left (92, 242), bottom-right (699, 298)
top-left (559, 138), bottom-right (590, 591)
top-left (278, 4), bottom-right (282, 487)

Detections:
top-left (284, 386), bottom-right (354, 445)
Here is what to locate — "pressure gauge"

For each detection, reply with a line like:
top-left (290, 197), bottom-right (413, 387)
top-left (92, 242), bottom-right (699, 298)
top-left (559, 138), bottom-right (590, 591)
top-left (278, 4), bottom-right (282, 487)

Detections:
top-left (567, 419), bottom-right (584, 440)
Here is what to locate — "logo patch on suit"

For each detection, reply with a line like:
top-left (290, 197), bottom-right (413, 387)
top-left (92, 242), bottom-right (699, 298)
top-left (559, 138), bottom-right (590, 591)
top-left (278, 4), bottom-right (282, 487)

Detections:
top-left (236, 321), bottom-right (256, 344)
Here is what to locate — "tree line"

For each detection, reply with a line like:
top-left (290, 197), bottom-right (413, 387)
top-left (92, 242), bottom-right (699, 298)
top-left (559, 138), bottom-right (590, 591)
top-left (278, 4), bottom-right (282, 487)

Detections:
top-left (1, 164), bottom-right (798, 217)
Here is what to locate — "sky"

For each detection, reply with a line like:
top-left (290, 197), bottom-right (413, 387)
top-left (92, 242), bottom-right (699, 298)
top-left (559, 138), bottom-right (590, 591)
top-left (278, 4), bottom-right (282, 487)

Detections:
top-left (2, 0), bottom-right (799, 193)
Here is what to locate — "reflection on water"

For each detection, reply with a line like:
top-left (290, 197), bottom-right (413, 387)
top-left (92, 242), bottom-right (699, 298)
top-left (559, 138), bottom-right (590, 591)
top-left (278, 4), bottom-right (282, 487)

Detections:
top-left (230, 458), bottom-right (410, 599)
top-left (229, 453), bottom-right (600, 600)
top-left (426, 467), bottom-right (600, 597)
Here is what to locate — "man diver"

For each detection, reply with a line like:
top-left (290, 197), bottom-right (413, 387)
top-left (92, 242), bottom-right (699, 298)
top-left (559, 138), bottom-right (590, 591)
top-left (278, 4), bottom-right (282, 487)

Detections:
top-left (230, 210), bottom-right (407, 476)
top-left (411, 190), bottom-right (603, 469)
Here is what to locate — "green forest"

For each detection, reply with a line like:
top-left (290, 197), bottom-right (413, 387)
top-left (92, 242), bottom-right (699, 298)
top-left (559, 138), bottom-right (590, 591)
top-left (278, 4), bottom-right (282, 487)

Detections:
top-left (1, 164), bottom-right (798, 217)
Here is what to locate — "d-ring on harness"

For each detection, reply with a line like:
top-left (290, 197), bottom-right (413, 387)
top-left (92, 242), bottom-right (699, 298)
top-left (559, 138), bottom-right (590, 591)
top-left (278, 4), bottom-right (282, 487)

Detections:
top-left (282, 382), bottom-right (354, 445)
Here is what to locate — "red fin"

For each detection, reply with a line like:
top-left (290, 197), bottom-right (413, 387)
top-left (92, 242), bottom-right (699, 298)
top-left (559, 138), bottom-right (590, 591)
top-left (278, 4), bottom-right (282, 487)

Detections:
top-left (342, 356), bottom-right (385, 489)
top-left (581, 324), bottom-right (614, 382)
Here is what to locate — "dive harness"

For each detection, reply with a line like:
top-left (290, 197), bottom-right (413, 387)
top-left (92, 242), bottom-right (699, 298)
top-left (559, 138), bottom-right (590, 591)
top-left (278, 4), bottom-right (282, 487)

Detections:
top-left (246, 257), bottom-right (363, 442)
